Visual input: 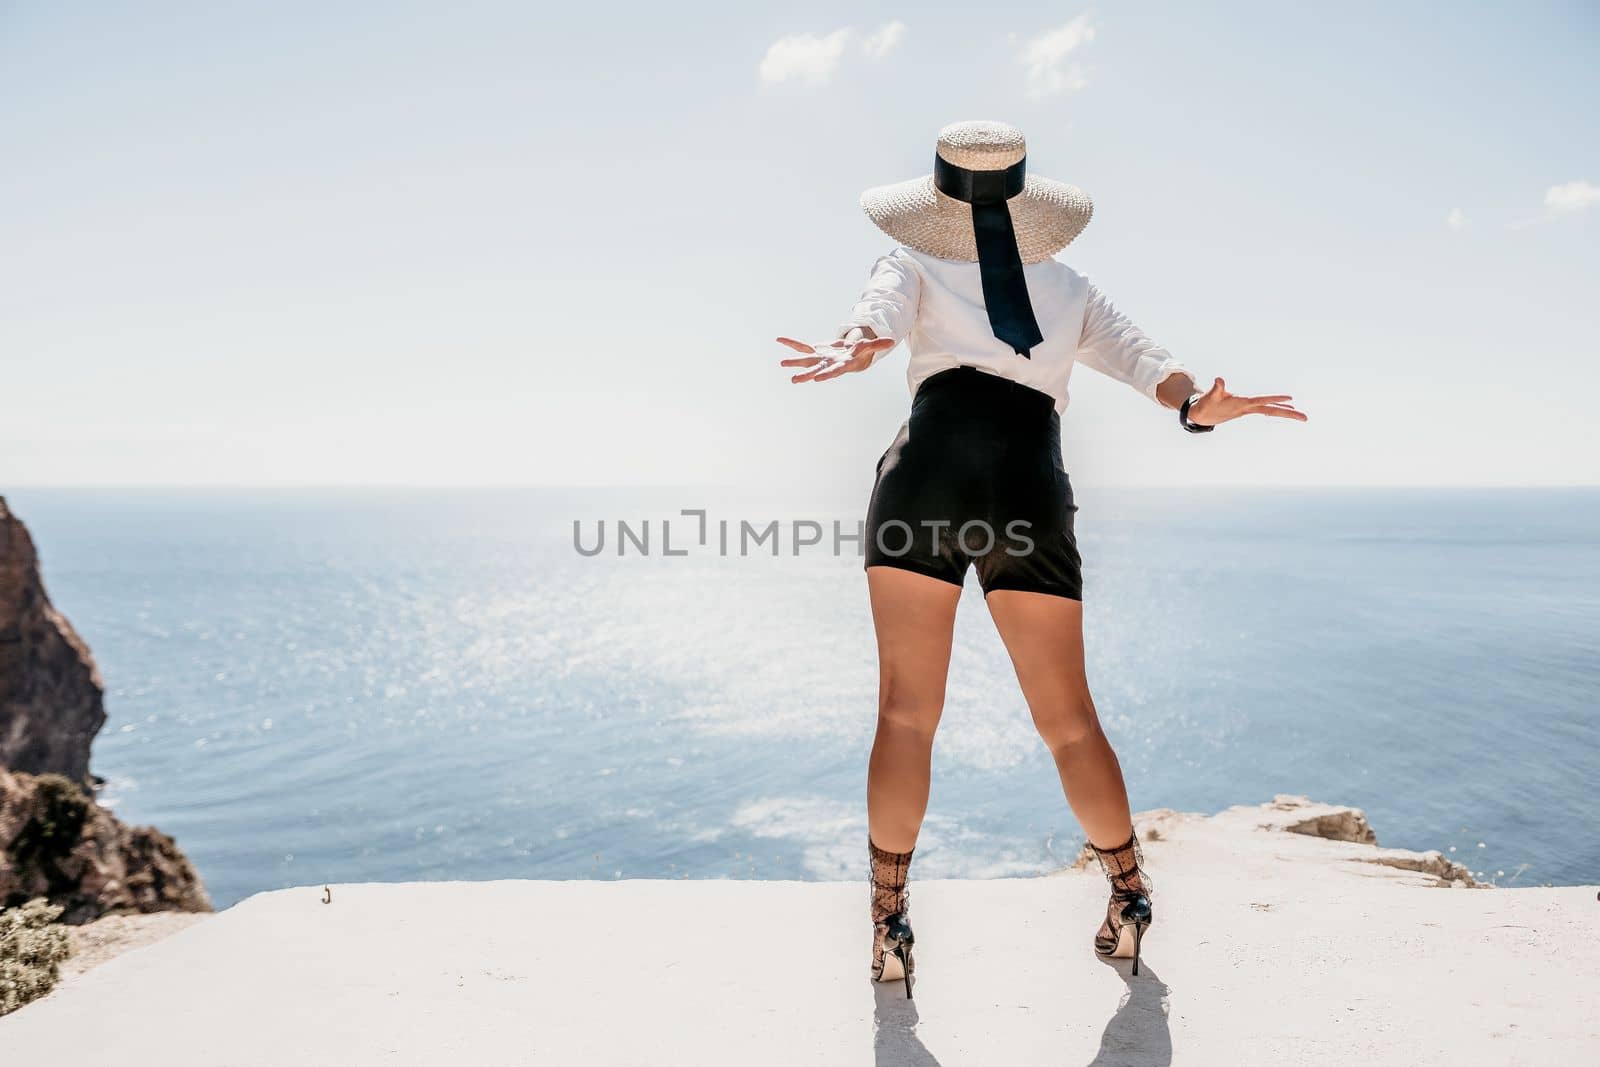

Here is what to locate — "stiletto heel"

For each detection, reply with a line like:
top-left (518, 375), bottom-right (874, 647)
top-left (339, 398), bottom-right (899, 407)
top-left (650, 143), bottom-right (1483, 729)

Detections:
top-left (894, 942), bottom-right (912, 999)
top-left (1131, 920), bottom-right (1146, 976)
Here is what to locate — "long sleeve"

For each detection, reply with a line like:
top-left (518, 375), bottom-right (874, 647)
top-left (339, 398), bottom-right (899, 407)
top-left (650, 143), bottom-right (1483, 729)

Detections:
top-left (1075, 282), bottom-right (1191, 404)
top-left (838, 249), bottom-right (922, 365)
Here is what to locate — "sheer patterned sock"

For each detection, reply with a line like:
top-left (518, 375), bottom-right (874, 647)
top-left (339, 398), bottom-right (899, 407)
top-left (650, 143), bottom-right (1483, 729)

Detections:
top-left (869, 837), bottom-right (914, 923)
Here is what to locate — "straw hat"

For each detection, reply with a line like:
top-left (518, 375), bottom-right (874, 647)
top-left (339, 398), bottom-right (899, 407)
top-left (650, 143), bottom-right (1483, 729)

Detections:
top-left (859, 120), bottom-right (1093, 264)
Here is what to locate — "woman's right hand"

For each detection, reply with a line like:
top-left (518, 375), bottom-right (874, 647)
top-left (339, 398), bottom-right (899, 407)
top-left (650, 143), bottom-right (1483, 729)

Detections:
top-left (776, 333), bottom-right (895, 383)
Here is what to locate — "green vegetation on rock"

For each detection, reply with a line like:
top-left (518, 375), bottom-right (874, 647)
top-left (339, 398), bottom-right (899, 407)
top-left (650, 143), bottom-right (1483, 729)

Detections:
top-left (0, 898), bottom-right (74, 1016)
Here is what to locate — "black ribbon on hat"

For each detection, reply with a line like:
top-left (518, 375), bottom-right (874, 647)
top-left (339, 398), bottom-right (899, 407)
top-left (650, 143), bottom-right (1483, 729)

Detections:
top-left (934, 154), bottom-right (1043, 357)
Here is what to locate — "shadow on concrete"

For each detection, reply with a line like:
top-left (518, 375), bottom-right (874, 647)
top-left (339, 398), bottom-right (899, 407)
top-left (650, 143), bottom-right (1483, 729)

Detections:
top-left (873, 981), bottom-right (942, 1066)
top-left (866, 954), bottom-right (1170, 1066)
top-left (1084, 956), bottom-right (1172, 1067)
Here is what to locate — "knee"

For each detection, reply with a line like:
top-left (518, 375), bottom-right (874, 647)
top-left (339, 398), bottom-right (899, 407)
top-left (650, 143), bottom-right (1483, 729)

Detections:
top-left (1031, 690), bottom-right (1101, 751)
top-left (877, 679), bottom-right (943, 739)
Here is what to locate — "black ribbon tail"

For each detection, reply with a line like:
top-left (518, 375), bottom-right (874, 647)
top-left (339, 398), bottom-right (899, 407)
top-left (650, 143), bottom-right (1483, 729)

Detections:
top-left (970, 201), bottom-right (1043, 357)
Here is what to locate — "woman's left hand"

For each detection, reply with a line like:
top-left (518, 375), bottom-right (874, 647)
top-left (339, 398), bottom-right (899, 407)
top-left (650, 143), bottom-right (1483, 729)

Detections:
top-left (1186, 377), bottom-right (1307, 426)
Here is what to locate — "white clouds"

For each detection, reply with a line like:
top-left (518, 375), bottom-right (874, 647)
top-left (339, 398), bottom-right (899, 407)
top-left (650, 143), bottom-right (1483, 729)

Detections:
top-left (1543, 180), bottom-right (1600, 215)
top-left (759, 22), bottom-right (906, 85)
top-left (759, 29), bottom-right (852, 86)
top-left (1016, 13), bottom-right (1097, 97)
top-left (863, 20), bottom-right (907, 59)
top-left (1448, 181), bottom-right (1598, 234)
top-left (760, 15), bottom-right (1105, 95)
top-left (1506, 179), bottom-right (1600, 229)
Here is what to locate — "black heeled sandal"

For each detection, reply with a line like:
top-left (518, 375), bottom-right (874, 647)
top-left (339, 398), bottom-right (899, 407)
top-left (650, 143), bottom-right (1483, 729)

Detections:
top-left (1090, 829), bottom-right (1154, 976)
top-left (1100, 894), bottom-right (1152, 975)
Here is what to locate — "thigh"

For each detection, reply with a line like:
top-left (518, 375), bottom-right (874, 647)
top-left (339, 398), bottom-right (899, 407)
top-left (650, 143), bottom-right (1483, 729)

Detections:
top-left (973, 457), bottom-right (1081, 599)
top-left (865, 419), bottom-right (977, 588)
top-left (867, 566), bottom-right (962, 719)
top-left (983, 589), bottom-right (1093, 722)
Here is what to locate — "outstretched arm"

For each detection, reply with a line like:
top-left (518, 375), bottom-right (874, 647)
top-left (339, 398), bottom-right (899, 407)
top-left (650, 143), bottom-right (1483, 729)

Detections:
top-left (777, 251), bottom-right (920, 384)
top-left (1079, 282), bottom-right (1305, 425)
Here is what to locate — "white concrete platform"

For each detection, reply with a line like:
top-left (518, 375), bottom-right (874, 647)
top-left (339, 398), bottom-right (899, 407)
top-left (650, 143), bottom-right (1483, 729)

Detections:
top-left (4, 799), bottom-right (1596, 1065)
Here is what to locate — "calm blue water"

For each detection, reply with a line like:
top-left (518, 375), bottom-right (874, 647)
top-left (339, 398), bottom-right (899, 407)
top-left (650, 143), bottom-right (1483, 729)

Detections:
top-left (5, 487), bottom-right (1596, 907)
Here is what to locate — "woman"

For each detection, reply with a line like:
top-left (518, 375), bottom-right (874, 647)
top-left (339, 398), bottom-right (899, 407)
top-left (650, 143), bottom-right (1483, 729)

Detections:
top-left (776, 121), bottom-right (1306, 998)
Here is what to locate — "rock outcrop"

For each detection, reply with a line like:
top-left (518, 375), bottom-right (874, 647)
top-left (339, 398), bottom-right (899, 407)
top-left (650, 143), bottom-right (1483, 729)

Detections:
top-left (0, 496), bottom-right (211, 921)
top-left (0, 497), bottom-right (105, 784)
top-left (0, 770), bottom-right (210, 922)
top-left (1070, 794), bottom-right (1480, 888)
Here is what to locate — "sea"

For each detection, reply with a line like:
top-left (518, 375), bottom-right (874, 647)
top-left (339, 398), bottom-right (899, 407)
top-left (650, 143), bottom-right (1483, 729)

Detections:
top-left (5, 487), bottom-right (1596, 908)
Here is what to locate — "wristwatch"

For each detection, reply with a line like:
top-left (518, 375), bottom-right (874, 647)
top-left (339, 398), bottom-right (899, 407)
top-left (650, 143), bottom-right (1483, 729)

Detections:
top-left (1179, 392), bottom-right (1214, 434)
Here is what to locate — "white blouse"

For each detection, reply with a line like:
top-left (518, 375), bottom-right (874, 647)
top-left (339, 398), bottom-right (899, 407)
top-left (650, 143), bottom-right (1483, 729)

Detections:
top-left (837, 245), bottom-right (1193, 414)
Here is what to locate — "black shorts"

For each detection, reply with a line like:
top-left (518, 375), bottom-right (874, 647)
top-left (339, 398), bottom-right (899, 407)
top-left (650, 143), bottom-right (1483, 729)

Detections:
top-left (865, 366), bottom-right (1083, 599)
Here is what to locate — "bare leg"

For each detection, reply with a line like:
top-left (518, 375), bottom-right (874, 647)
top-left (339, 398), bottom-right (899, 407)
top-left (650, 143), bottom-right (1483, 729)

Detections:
top-left (984, 590), bottom-right (1133, 849)
top-left (865, 567), bottom-right (962, 854)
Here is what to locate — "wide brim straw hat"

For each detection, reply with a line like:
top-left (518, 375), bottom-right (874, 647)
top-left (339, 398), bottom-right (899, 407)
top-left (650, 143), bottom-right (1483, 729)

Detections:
top-left (859, 120), bottom-right (1093, 265)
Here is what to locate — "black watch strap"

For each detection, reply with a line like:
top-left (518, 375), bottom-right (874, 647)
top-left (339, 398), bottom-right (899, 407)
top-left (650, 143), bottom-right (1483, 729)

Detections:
top-left (1179, 394), bottom-right (1214, 434)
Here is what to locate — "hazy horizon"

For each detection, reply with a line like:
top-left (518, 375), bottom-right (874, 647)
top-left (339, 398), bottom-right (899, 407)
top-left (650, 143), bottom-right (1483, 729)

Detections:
top-left (7, 482), bottom-right (1600, 491)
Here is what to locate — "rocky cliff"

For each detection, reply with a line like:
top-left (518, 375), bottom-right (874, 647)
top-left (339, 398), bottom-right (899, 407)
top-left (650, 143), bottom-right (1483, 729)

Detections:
top-left (0, 496), bottom-right (210, 921)
top-left (0, 497), bottom-right (105, 783)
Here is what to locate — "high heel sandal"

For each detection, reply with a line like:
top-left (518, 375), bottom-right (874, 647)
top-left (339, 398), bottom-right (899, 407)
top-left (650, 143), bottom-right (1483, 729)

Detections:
top-left (1089, 829), bottom-right (1153, 976)
top-left (869, 837), bottom-right (916, 998)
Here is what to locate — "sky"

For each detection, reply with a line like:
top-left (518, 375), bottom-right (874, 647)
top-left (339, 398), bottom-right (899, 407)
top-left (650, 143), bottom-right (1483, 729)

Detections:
top-left (1, 1), bottom-right (1597, 490)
